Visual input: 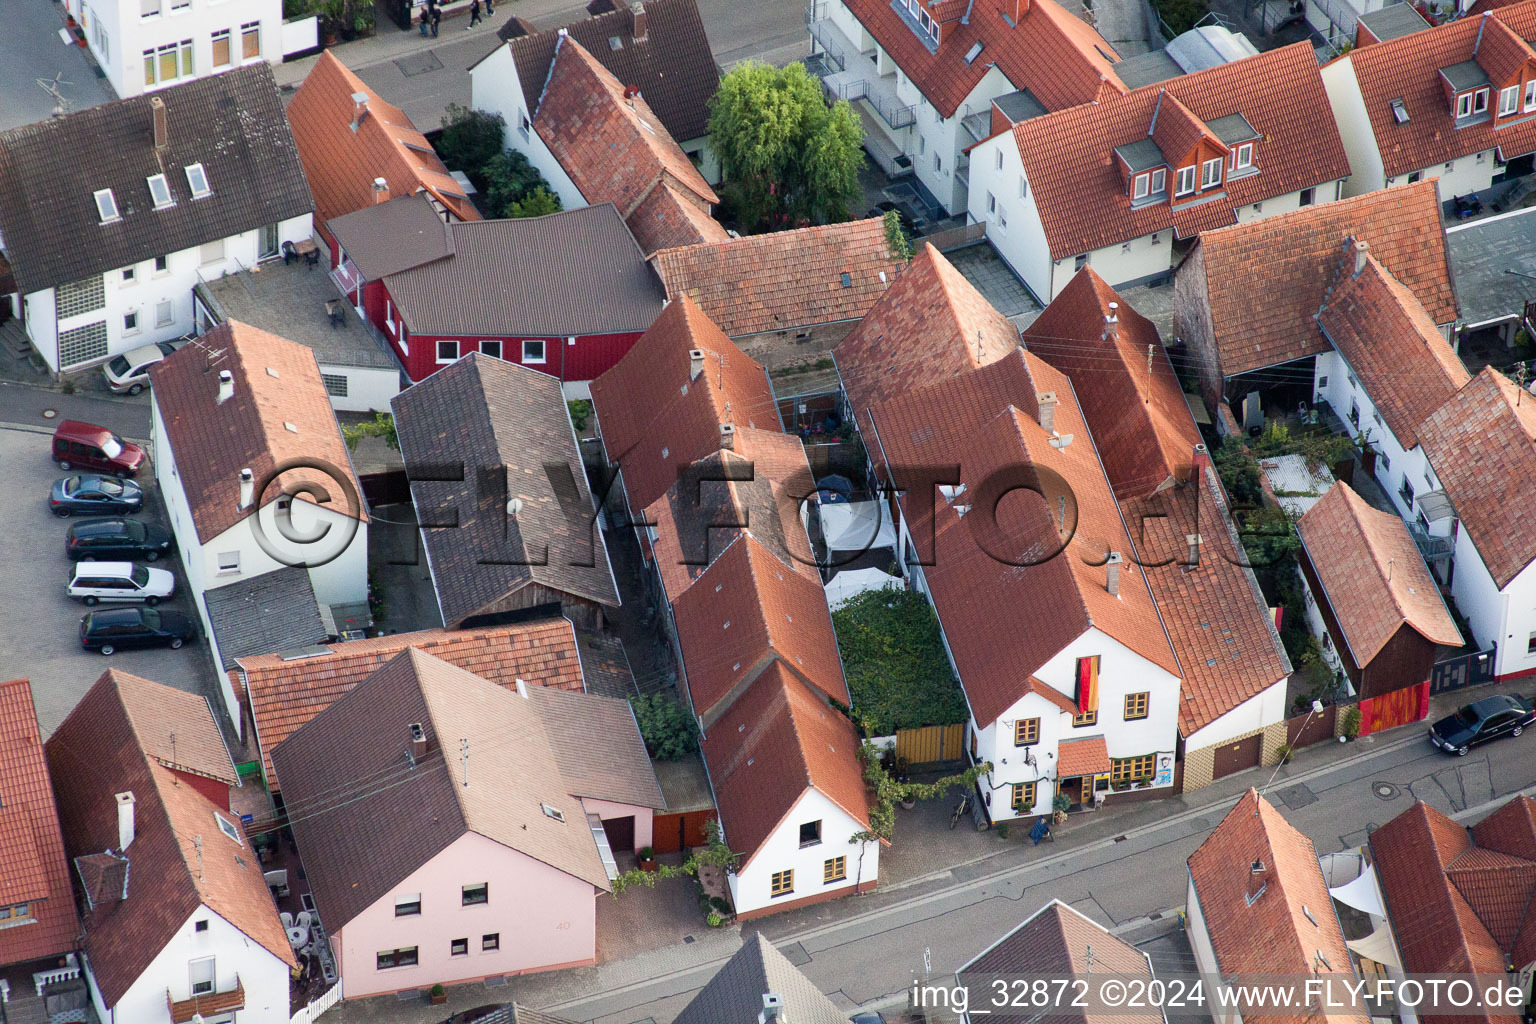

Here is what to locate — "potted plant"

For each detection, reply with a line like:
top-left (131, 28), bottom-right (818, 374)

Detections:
top-left (637, 846), bottom-right (657, 872)
top-left (1052, 793), bottom-right (1070, 825)
top-left (1275, 742), bottom-right (1294, 765)
top-left (429, 984), bottom-right (447, 1006)
top-left (1341, 706), bottom-right (1362, 741)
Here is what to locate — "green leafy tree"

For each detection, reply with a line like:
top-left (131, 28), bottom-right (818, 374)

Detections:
top-left (707, 62), bottom-right (864, 232)
top-left (341, 412), bottom-right (398, 451)
top-left (831, 588), bottom-right (968, 736)
top-left (506, 185), bottom-right (563, 219)
top-left (437, 105), bottom-right (506, 193)
top-left (629, 693), bottom-right (699, 760)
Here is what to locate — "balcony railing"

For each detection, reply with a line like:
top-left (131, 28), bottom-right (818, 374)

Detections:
top-left (805, 7), bottom-right (916, 132)
top-left (168, 976), bottom-right (244, 1024)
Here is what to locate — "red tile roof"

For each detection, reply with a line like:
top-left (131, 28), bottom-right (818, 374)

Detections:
top-left (1344, 1), bottom-right (1536, 178)
top-left (834, 243), bottom-right (1020, 424)
top-left (147, 320), bottom-right (366, 545)
top-left (1023, 267), bottom-right (1200, 499)
top-left (1372, 797), bottom-right (1536, 1020)
top-left (1151, 93), bottom-right (1222, 171)
top-left (1057, 736), bottom-right (1110, 777)
top-left (839, 0), bottom-right (1124, 119)
top-left (1417, 366), bottom-right (1536, 588)
top-left (1008, 43), bottom-right (1350, 259)
top-left (701, 662), bottom-right (870, 868)
top-left (1188, 790), bottom-right (1370, 1024)
top-left (672, 534), bottom-right (849, 723)
top-left (1185, 181), bottom-right (1458, 376)
top-left (591, 296), bottom-right (780, 511)
top-left (286, 50), bottom-right (479, 245)
top-left (46, 671), bottom-right (294, 1007)
top-left (534, 36), bottom-right (722, 253)
top-left (236, 618), bottom-right (585, 791)
top-left (0, 681), bottom-right (80, 967)
top-left (651, 218), bottom-right (908, 337)
top-left (1317, 250), bottom-right (1470, 449)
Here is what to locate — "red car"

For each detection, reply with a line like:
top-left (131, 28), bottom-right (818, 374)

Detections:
top-left (51, 421), bottom-right (145, 477)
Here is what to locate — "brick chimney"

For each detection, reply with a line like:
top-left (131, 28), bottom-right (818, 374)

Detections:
top-left (408, 722), bottom-right (428, 762)
top-left (720, 423), bottom-right (736, 450)
top-left (350, 91), bottom-right (369, 132)
top-left (1186, 533), bottom-right (1202, 566)
top-left (1191, 442), bottom-right (1209, 480)
top-left (150, 96), bottom-right (168, 154)
top-left (688, 348), bottom-right (705, 381)
top-left (1103, 301), bottom-right (1119, 340)
top-left (1036, 391), bottom-right (1057, 433)
top-left (1353, 238), bottom-right (1370, 276)
top-left (1105, 551), bottom-right (1124, 596)
top-left (632, 1), bottom-right (648, 41)
top-left (373, 176), bottom-right (389, 204)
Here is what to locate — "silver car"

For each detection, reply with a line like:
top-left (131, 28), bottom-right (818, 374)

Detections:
top-left (67, 562), bottom-right (176, 606)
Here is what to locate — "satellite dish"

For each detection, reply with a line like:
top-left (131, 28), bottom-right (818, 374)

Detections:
top-left (506, 498), bottom-right (523, 517)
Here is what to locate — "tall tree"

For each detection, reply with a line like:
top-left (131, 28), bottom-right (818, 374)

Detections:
top-left (707, 62), bottom-right (864, 232)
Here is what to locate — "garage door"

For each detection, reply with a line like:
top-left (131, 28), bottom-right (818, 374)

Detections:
top-left (1212, 733), bottom-right (1262, 780)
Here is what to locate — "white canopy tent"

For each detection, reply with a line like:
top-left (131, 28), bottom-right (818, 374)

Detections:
top-left (824, 568), bottom-right (903, 609)
top-left (812, 499), bottom-right (898, 553)
top-left (1328, 863), bottom-right (1387, 918)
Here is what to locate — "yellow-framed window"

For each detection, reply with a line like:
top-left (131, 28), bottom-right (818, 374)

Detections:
top-left (770, 869), bottom-right (794, 897)
top-left (823, 856), bottom-right (847, 883)
top-left (1073, 709), bottom-right (1098, 727)
top-left (1124, 691), bottom-right (1150, 720)
top-left (1011, 781), bottom-right (1036, 812)
top-left (1111, 755), bottom-right (1154, 782)
top-left (1014, 717), bottom-right (1040, 746)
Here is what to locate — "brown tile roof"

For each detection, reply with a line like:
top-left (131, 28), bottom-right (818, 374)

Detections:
top-left (1297, 482), bottom-right (1463, 664)
top-left (1009, 43), bottom-right (1350, 259)
top-left (1417, 366), bottom-right (1536, 588)
top-left (236, 617), bottom-right (585, 791)
top-left (1057, 736), bottom-right (1110, 778)
top-left (271, 649), bottom-right (611, 933)
top-left (834, 244), bottom-right (1021, 424)
top-left (286, 51), bottom-right (479, 242)
top-left (645, 440), bottom-right (819, 603)
top-left (113, 670), bottom-right (239, 785)
top-left (672, 534), bottom-right (849, 723)
top-left (1188, 790), bottom-right (1369, 1024)
top-left (1152, 93), bottom-right (1221, 171)
top-left (958, 900), bottom-right (1157, 1024)
top-left (591, 296), bottom-right (779, 511)
top-left (700, 662), bottom-right (870, 868)
top-left (482, 0), bottom-right (720, 142)
top-left (1186, 181), bottom-right (1458, 376)
top-left (391, 354), bottom-right (620, 625)
top-left (1371, 797), bottom-right (1536, 1018)
top-left (147, 320), bottom-right (366, 546)
top-left (524, 685), bottom-right (665, 808)
top-left (839, 0), bottom-right (1124, 119)
top-left (651, 218), bottom-right (909, 337)
top-left (1316, 251), bottom-right (1470, 449)
top-left (45, 671), bottom-right (295, 1007)
top-left (1344, 1), bottom-right (1536, 179)
top-left (0, 681), bottom-right (80, 966)
top-left (626, 180), bottom-right (731, 255)
top-left (1023, 267), bottom-right (1200, 499)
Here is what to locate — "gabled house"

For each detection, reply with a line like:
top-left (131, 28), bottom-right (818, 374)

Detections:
top-left (0, 64), bottom-right (313, 375)
top-left (1174, 180), bottom-right (1459, 410)
top-left (956, 899), bottom-right (1159, 1024)
top-left (807, 0), bottom-right (1126, 211)
top-left (271, 649), bottom-right (657, 996)
top-left (286, 51), bottom-right (479, 256)
top-left (473, 0), bottom-right (722, 183)
top-left (1321, 0), bottom-right (1536, 199)
top-left (149, 320), bottom-right (369, 729)
top-left (233, 617), bottom-right (587, 792)
top-left (328, 194), bottom-right (666, 385)
top-left (965, 43), bottom-right (1351, 300)
top-left (1187, 789), bottom-right (1370, 1024)
top-left (47, 670), bottom-right (295, 1024)
top-left (1416, 366), bottom-right (1536, 679)
top-left (516, 34), bottom-right (727, 256)
top-left (0, 679), bottom-right (84, 1012)
top-left (672, 934), bottom-right (850, 1024)
top-left (649, 218), bottom-right (908, 369)
top-left (1370, 795), bottom-right (1536, 1024)
top-left (392, 353), bottom-right (620, 630)
top-left (1296, 482), bottom-right (1463, 698)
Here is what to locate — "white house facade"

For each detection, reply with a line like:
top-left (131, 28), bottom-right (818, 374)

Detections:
top-left (728, 789), bottom-right (879, 917)
top-left (468, 46), bottom-right (586, 212)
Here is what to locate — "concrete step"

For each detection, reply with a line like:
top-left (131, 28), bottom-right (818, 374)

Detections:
top-left (0, 318), bottom-right (30, 358)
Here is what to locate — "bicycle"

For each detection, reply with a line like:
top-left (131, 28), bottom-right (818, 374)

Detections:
top-left (949, 792), bottom-right (972, 829)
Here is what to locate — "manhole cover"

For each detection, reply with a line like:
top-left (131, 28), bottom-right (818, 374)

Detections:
top-left (42, 408), bottom-right (57, 419)
top-left (1373, 781), bottom-right (1399, 800)
top-left (394, 51), bottom-right (444, 77)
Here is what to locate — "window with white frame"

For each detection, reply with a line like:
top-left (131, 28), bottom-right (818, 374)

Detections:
top-left (986, 191), bottom-right (996, 214)
top-left (154, 255), bottom-right (169, 275)
top-left (1175, 165), bottom-right (1196, 196)
top-left (123, 310), bottom-right (139, 334)
top-left (1133, 172), bottom-right (1150, 200)
top-left (1231, 143), bottom-right (1253, 171)
top-left (241, 21), bottom-right (261, 60)
top-left (185, 163), bottom-right (211, 198)
top-left (1457, 92), bottom-right (1474, 118)
top-left (141, 0), bottom-right (161, 15)
top-left (212, 29), bottom-right (231, 68)
top-left (436, 340), bottom-right (459, 364)
top-left (143, 39), bottom-right (193, 86)
top-left (122, 267), bottom-right (136, 284)
top-left (995, 149), bottom-right (1003, 170)
top-left (522, 339), bottom-right (546, 363)
top-left (1019, 175), bottom-right (1028, 199)
top-left (1201, 157), bottom-right (1223, 189)
top-left (933, 153), bottom-right (942, 173)
top-left (1527, 79), bottom-right (1536, 111)
top-left (480, 340), bottom-right (503, 359)
top-left (189, 958), bottom-right (215, 996)
top-left (1474, 87), bottom-right (1489, 113)
top-left (1500, 85), bottom-right (1519, 116)
top-left (94, 189), bottom-right (120, 224)
top-left (156, 299), bottom-right (174, 326)
top-left (215, 813), bottom-right (241, 844)
top-left (217, 551), bottom-right (240, 574)
top-left (147, 174), bottom-right (174, 209)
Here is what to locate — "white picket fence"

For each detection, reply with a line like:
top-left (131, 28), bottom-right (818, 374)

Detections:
top-left (291, 980), bottom-right (343, 1024)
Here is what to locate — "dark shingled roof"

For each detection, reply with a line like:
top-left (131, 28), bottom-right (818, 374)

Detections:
top-left (482, 0), bottom-right (719, 142)
top-left (0, 63), bottom-right (312, 295)
top-left (205, 567), bottom-right (328, 669)
top-left (392, 354), bottom-right (620, 627)
top-left (327, 191), bottom-right (454, 281)
top-left (672, 934), bottom-right (849, 1024)
top-left (1357, 2), bottom-right (1431, 42)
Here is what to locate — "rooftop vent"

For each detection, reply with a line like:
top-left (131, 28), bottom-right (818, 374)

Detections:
top-left (409, 722), bottom-right (428, 763)
top-left (238, 468), bottom-right (255, 511)
top-left (350, 91), bottom-right (370, 132)
top-left (688, 348), bottom-right (705, 381)
top-left (217, 369), bottom-right (234, 404)
top-left (1105, 551), bottom-right (1123, 596)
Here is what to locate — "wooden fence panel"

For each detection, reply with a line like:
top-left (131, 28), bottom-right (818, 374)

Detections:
top-left (896, 724), bottom-right (965, 765)
top-left (1287, 705), bottom-right (1338, 749)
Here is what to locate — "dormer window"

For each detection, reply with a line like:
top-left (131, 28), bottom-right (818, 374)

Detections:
top-left (94, 189), bottom-right (120, 224)
top-left (1200, 157), bottom-right (1223, 189)
top-left (1456, 87), bottom-right (1490, 119)
top-left (1132, 167), bottom-right (1166, 201)
top-left (184, 163), bottom-right (210, 198)
top-left (1527, 80), bottom-right (1536, 111)
top-left (1175, 165), bottom-right (1197, 196)
top-left (1390, 98), bottom-right (1410, 124)
top-left (1499, 85), bottom-right (1519, 116)
top-left (146, 174), bottom-right (173, 209)
top-left (964, 42), bottom-right (983, 63)
top-left (1229, 142), bottom-right (1253, 172)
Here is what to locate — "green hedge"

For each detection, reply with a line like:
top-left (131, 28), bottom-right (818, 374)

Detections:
top-left (832, 588), bottom-right (968, 736)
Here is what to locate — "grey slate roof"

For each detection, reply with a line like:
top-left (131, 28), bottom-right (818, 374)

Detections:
top-left (366, 199), bottom-right (665, 337)
top-left (1208, 112), bottom-right (1261, 145)
top-left (1441, 59), bottom-right (1491, 91)
top-left (525, 686), bottom-right (664, 808)
top-left (1113, 49), bottom-right (1185, 89)
top-left (1445, 205), bottom-right (1536, 328)
top-left (326, 192), bottom-right (453, 281)
top-left (994, 88), bottom-right (1048, 123)
top-left (671, 934), bottom-right (850, 1024)
top-left (0, 64), bottom-right (313, 295)
top-left (1357, 2), bottom-right (1431, 41)
top-left (1115, 138), bottom-right (1168, 172)
top-left (204, 567), bottom-right (328, 669)
top-left (391, 354), bottom-right (621, 627)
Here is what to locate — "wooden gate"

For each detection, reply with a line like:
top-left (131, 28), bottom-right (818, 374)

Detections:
top-left (1431, 645), bottom-right (1496, 695)
top-left (1359, 682), bottom-right (1430, 737)
top-left (1287, 705), bottom-right (1338, 750)
top-left (1212, 733), bottom-right (1263, 780)
top-left (895, 724), bottom-right (965, 765)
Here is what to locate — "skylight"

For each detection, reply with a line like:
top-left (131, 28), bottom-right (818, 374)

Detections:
top-left (184, 163), bottom-right (211, 198)
top-left (964, 42), bottom-right (984, 64)
top-left (609, 35), bottom-right (624, 50)
top-left (94, 188), bottom-right (120, 224)
top-left (215, 812), bottom-right (242, 845)
top-left (147, 174), bottom-right (174, 209)
top-left (540, 802), bottom-right (566, 823)
top-left (1390, 98), bottom-right (1409, 124)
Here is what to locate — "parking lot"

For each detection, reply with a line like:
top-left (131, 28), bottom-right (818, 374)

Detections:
top-left (0, 423), bottom-right (218, 736)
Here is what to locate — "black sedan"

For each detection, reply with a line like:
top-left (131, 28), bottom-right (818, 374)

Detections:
top-left (65, 518), bottom-right (172, 562)
top-left (80, 607), bottom-right (195, 656)
top-left (50, 475), bottom-right (143, 517)
top-left (1428, 694), bottom-right (1536, 756)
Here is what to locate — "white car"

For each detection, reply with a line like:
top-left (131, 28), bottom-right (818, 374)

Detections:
top-left (101, 342), bottom-right (176, 395)
top-left (68, 562), bottom-right (175, 606)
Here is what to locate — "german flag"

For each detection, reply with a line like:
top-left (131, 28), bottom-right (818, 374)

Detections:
top-left (1075, 656), bottom-right (1099, 715)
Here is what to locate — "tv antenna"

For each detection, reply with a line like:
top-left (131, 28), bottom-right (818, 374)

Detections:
top-left (36, 73), bottom-right (73, 118)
